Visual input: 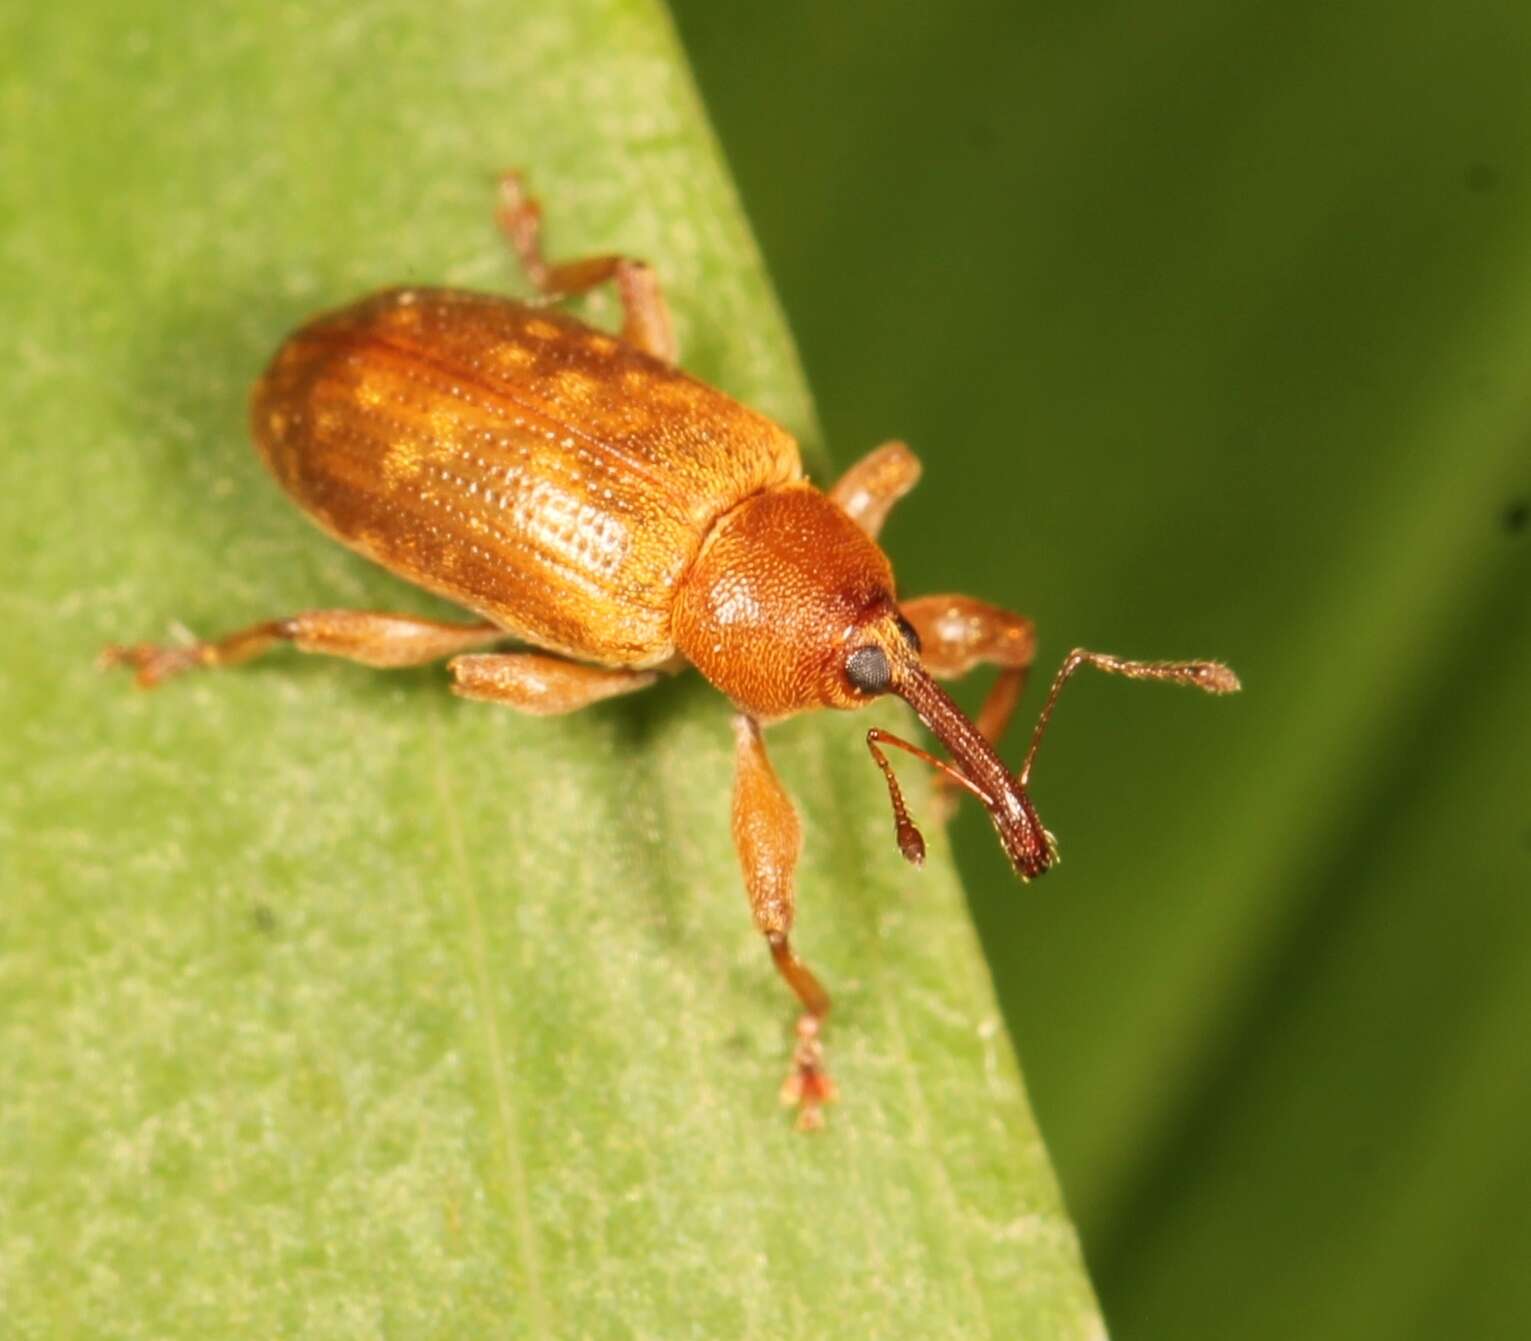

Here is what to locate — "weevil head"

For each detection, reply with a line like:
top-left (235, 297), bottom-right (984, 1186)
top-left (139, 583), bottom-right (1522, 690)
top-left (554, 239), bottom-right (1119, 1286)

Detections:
top-left (674, 483), bottom-right (1055, 879)
top-left (674, 483), bottom-right (908, 718)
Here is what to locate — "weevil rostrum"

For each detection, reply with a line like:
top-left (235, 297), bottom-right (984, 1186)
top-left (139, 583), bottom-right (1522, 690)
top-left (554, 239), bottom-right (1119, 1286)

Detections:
top-left (104, 175), bottom-right (1240, 1129)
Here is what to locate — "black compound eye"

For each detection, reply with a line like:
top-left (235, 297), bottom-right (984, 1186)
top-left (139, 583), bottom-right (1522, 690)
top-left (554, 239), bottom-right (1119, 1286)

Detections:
top-left (845, 644), bottom-right (892, 695)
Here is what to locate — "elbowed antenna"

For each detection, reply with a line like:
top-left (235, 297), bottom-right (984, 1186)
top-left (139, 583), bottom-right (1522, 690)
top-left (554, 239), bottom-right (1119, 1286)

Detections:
top-left (866, 646), bottom-right (1241, 881)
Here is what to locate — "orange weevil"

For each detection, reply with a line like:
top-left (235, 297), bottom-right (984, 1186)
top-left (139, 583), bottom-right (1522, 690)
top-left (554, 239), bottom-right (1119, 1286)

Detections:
top-left (104, 175), bottom-right (1239, 1128)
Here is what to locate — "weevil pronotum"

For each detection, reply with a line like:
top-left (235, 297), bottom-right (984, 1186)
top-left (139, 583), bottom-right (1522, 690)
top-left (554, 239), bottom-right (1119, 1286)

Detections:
top-left (104, 175), bottom-right (1239, 1129)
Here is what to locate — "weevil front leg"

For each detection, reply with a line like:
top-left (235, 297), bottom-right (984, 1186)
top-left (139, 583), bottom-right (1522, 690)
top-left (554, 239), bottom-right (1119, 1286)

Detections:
top-left (449, 652), bottom-right (657, 714)
top-left (898, 594), bottom-right (1038, 815)
top-left (101, 609), bottom-right (506, 689)
top-left (828, 440), bottom-right (922, 540)
top-left (731, 714), bottom-right (837, 1130)
top-left (498, 171), bottom-right (676, 363)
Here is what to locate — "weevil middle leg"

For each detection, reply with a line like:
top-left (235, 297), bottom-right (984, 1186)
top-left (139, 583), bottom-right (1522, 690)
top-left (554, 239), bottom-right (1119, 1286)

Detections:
top-left (449, 652), bottom-right (657, 715)
top-left (497, 171), bottom-right (676, 363)
top-left (730, 714), bottom-right (837, 1130)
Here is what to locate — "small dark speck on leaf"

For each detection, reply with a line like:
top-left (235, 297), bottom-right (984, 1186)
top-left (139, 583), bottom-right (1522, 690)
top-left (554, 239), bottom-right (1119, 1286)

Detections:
top-left (1465, 162), bottom-right (1500, 193)
top-left (251, 904), bottom-right (278, 934)
top-left (1503, 498), bottom-right (1528, 535)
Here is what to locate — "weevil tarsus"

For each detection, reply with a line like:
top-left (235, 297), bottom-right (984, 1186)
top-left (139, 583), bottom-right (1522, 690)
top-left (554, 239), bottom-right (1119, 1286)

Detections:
top-left (780, 1013), bottom-right (837, 1131)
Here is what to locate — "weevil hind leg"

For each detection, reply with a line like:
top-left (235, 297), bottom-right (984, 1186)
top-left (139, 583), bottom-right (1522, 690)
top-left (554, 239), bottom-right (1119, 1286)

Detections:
top-left (897, 594), bottom-right (1038, 816)
top-left (828, 440), bottom-right (922, 540)
top-left (101, 609), bottom-right (506, 689)
top-left (731, 715), bottom-right (837, 1130)
top-left (497, 171), bottom-right (676, 363)
top-left (448, 651), bottom-right (657, 715)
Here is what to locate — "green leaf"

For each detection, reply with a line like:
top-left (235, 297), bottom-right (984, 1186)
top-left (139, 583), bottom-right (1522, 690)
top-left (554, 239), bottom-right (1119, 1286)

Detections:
top-left (0, 2), bottom-right (1101, 1337)
top-left (673, 2), bottom-right (1531, 1338)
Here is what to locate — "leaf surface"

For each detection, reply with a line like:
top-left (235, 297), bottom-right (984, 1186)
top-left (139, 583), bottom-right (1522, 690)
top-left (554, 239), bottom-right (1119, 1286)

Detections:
top-left (672, 2), bottom-right (1531, 1338)
top-left (0, 3), bottom-right (1101, 1337)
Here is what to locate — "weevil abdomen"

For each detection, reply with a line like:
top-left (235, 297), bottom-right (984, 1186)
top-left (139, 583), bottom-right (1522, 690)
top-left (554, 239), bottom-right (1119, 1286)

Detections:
top-left (252, 287), bottom-right (802, 667)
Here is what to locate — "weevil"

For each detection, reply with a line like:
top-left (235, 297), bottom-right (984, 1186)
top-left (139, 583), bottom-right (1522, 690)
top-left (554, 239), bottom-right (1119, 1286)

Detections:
top-left (104, 175), bottom-right (1239, 1128)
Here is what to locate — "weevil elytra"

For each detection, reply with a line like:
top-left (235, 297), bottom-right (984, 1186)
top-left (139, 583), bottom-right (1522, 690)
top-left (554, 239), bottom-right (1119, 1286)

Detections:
top-left (104, 174), bottom-right (1239, 1129)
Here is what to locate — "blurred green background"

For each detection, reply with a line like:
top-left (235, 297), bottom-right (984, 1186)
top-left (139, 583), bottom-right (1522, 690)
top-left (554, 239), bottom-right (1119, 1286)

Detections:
top-left (4, 2), bottom-right (1108, 1336)
top-left (672, 1), bottom-right (1531, 1338)
top-left (5, 0), bottom-right (1530, 1336)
